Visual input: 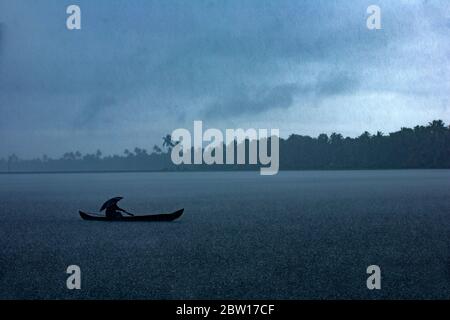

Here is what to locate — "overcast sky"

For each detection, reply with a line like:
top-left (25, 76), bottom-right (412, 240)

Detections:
top-left (0, 0), bottom-right (449, 158)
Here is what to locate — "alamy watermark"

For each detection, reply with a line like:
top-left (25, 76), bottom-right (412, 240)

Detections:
top-left (366, 265), bottom-right (381, 290)
top-left (367, 5), bottom-right (382, 30)
top-left (66, 265), bottom-right (81, 290)
top-left (66, 5), bottom-right (81, 30)
top-left (170, 121), bottom-right (279, 175)
top-left (65, 4), bottom-right (381, 32)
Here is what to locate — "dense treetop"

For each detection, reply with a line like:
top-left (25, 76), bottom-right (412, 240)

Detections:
top-left (1, 120), bottom-right (449, 172)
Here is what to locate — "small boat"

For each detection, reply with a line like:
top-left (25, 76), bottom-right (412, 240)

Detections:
top-left (79, 209), bottom-right (184, 222)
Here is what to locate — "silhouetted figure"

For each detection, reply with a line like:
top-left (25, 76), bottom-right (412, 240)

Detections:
top-left (105, 203), bottom-right (127, 219)
top-left (100, 196), bottom-right (134, 219)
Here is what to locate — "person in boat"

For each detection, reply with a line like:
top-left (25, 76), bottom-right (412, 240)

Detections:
top-left (105, 203), bottom-right (129, 219)
top-left (101, 197), bottom-right (134, 219)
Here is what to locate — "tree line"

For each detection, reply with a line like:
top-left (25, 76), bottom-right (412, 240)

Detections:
top-left (1, 120), bottom-right (449, 172)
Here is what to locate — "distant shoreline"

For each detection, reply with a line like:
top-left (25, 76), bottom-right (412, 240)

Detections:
top-left (1, 168), bottom-right (449, 175)
top-left (2, 120), bottom-right (449, 174)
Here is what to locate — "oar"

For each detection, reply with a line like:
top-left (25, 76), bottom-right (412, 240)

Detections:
top-left (122, 210), bottom-right (135, 217)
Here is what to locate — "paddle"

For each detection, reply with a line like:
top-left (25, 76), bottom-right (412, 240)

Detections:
top-left (122, 210), bottom-right (135, 217)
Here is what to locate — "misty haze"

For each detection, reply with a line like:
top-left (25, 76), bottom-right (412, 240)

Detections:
top-left (0, 0), bottom-right (449, 301)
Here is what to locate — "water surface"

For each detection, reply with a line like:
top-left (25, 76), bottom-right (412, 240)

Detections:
top-left (0, 170), bottom-right (449, 299)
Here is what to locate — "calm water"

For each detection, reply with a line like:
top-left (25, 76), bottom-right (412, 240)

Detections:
top-left (0, 170), bottom-right (449, 299)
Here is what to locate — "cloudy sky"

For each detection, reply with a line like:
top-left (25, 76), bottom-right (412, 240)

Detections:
top-left (0, 0), bottom-right (449, 158)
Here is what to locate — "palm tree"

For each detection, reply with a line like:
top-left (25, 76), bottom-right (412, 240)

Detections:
top-left (162, 134), bottom-right (180, 152)
top-left (134, 147), bottom-right (148, 157)
top-left (429, 120), bottom-right (445, 129)
top-left (162, 134), bottom-right (175, 149)
top-left (153, 145), bottom-right (162, 154)
top-left (63, 152), bottom-right (76, 161)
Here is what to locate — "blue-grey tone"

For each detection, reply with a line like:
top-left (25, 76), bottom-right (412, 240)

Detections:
top-left (1, 0), bottom-right (449, 158)
top-left (0, 170), bottom-right (449, 299)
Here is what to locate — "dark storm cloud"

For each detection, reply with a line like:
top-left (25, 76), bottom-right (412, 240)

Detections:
top-left (205, 84), bottom-right (299, 119)
top-left (316, 72), bottom-right (360, 97)
top-left (74, 95), bottom-right (118, 128)
top-left (0, 1), bottom-right (374, 99)
top-left (0, 0), bottom-right (449, 157)
top-left (205, 72), bottom-right (361, 118)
